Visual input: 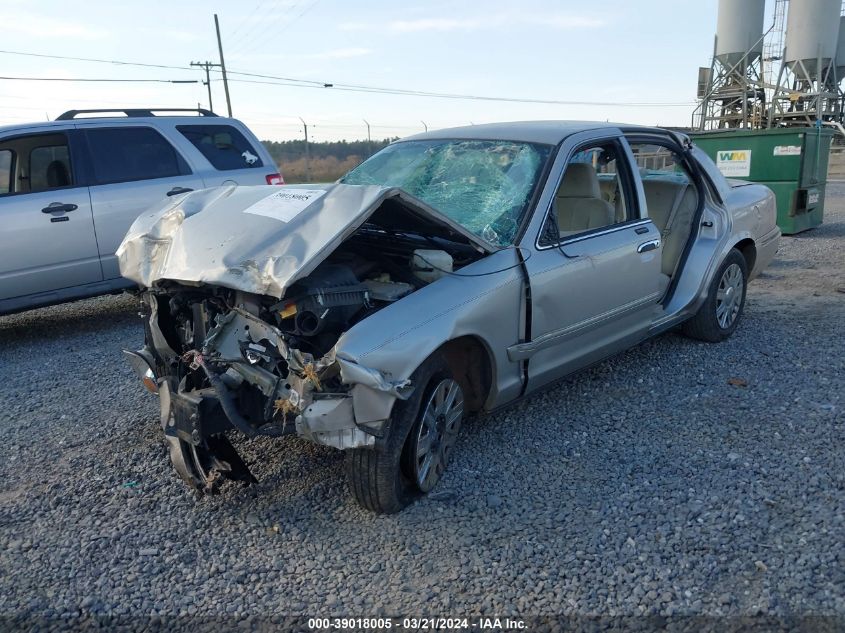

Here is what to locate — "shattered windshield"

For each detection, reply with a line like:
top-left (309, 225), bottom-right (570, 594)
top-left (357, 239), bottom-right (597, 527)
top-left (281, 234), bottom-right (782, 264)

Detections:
top-left (341, 139), bottom-right (552, 246)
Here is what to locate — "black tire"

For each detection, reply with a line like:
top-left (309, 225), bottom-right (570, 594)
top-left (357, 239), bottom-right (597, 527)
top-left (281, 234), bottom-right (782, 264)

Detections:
top-left (682, 248), bottom-right (748, 343)
top-left (345, 354), bottom-right (461, 513)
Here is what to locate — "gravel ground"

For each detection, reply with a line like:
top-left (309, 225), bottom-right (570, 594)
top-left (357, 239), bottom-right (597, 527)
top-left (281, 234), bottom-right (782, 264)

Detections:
top-left (1, 189), bottom-right (843, 622)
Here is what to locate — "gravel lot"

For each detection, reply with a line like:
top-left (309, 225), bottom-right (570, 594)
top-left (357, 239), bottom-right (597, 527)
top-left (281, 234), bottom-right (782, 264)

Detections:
top-left (1, 188), bottom-right (843, 622)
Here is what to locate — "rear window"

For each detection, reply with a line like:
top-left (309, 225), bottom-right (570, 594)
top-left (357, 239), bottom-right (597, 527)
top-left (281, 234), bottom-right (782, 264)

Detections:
top-left (177, 124), bottom-right (263, 170)
top-left (0, 150), bottom-right (12, 194)
top-left (85, 127), bottom-right (189, 185)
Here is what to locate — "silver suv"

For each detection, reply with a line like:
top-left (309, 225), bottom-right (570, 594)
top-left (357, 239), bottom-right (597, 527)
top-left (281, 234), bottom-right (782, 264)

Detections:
top-left (0, 108), bottom-right (282, 314)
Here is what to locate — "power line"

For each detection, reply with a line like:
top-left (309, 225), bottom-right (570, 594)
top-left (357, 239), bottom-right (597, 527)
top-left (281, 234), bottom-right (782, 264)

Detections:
top-left (0, 48), bottom-right (694, 107)
top-left (227, 0), bottom-right (274, 41)
top-left (0, 49), bottom-right (191, 72)
top-left (0, 76), bottom-right (198, 83)
top-left (227, 0), bottom-right (290, 56)
top-left (224, 77), bottom-right (694, 107)
top-left (230, 0), bottom-right (318, 56)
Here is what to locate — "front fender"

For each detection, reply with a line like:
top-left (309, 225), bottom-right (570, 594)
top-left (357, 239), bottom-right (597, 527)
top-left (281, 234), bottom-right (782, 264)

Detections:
top-left (335, 249), bottom-right (525, 423)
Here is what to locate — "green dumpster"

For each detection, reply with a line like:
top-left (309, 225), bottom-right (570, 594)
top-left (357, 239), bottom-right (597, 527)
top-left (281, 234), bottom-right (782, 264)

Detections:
top-left (689, 127), bottom-right (833, 234)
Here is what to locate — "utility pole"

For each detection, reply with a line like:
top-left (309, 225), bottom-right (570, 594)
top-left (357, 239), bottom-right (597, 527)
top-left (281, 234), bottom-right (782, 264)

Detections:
top-left (363, 119), bottom-right (371, 158)
top-left (190, 61), bottom-right (220, 112)
top-left (299, 117), bottom-right (310, 182)
top-left (214, 14), bottom-right (232, 117)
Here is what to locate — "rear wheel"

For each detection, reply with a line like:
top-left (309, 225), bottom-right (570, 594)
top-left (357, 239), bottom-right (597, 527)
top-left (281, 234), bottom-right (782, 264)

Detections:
top-left (682, 248), bottom-right (748, 342)
top-left (345, 354), bottom-right (464, 513)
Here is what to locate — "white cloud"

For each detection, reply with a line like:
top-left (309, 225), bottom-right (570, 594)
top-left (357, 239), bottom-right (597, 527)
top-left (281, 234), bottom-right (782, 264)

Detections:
top-left (342, 12), bottom-right (605, 33)
top-left (389, 18), bottom-right (487, 32)
top-left (337, 22), bottom-right (371, 32)
top-left (5, 15), bottom-right (108, 40)
top-left (302, 47), bottom-right (373, 60)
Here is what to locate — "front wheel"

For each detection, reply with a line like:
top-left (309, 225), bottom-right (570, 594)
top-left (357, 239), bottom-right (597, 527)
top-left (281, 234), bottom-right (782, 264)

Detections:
top-left (345, 354), bottom-right (464, 513)
top-left (682, 248), bottom-right (748, 342)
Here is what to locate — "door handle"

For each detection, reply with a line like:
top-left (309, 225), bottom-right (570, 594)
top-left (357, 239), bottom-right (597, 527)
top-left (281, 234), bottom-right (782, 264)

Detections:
top-left (637, 239), bottom-right (660, 253)
top-left (166, 186), bottom-right (194, 197)
top-left (41, 202), bottom-right (78, 214)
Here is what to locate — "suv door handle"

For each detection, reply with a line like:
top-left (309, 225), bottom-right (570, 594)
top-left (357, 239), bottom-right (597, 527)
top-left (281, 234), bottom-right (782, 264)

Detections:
top-left (166, 186), bottom-right (194, 197)
top-left (41, 202), bottom-right (78, 214)
top-left (637, 239), bottom-right (660, 253)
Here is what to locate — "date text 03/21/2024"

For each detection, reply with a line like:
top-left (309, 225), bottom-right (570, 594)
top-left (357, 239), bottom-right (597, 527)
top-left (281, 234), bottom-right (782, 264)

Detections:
top-left (307, 617), bottom-right (527, 630)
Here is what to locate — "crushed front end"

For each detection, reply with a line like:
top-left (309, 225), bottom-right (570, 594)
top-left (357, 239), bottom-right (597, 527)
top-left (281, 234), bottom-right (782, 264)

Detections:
top-left (127, 279), bottom-right (415, 492)
top-left (117, 184), bottom-right (491, 493)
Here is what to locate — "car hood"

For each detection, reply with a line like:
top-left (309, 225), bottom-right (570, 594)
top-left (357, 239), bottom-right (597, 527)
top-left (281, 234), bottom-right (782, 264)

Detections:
top-left (117, 183), bottom-right (493, 298)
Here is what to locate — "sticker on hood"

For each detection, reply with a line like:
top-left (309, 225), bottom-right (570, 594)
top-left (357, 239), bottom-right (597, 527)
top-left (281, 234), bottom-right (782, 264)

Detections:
top-left (243, 188), bottom-right (327, 223)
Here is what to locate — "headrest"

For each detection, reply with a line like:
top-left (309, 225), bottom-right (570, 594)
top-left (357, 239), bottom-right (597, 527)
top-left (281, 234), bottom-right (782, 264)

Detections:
top-left (557, 162), bottom-right (600, 199)
top-left (46, 160), bottom-right (70, 188)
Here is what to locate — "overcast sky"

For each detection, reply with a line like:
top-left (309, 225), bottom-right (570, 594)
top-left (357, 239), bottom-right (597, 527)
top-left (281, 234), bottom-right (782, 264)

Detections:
top-left (2, 0), bottom-right (738, 142)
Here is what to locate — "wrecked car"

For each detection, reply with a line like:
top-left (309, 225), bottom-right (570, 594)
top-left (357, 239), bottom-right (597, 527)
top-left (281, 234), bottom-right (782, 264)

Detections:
top-left (118, 122), bottom-right (780, 513)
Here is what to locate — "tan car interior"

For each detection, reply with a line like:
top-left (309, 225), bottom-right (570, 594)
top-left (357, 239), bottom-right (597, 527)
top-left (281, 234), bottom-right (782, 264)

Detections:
top-left (641, 177), bottom-right (698, 277)
top-left (553, 162), bottom-right (616, 236)
top-left (553, 145), bottom-right (699, 282)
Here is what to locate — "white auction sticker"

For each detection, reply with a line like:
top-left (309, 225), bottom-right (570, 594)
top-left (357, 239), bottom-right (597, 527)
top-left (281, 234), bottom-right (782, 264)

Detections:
top-left (243, 188), bottom-right (326, 223)
top-left (773, 145), bottom-right (802, 156)
top-left (716, 149), bottom-right (752, 177)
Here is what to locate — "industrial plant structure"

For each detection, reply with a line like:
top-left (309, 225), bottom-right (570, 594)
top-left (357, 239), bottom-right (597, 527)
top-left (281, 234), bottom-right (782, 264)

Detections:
top-left (694, 0), bottom-right (845, 130)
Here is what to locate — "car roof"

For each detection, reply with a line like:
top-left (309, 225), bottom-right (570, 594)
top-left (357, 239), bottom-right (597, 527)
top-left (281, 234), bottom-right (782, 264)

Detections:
top-left (0, 115), bottom-right (243, 136)
top-left (402, 120), bottom-right (648, 145)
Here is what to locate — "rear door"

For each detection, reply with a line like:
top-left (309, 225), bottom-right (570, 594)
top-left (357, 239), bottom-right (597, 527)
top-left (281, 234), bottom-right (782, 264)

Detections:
top-left (174, 123), bottom-right (278, 186)
top-left (0, 129), bottom-right (102, 302)
top-left (514, 132), bottom-right (665, 391)
top-left (81, 125), bottom-right (205, 279)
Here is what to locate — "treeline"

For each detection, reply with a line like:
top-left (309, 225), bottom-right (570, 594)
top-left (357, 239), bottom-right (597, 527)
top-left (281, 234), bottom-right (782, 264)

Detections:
top-left (261, 138), bottom-right (397, 183)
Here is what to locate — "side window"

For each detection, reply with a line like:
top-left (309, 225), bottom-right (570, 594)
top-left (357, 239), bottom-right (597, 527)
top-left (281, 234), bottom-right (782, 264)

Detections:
top-left (0, 150), bottom-right (12, 194)
top-left (543, 141), bottom-right (633, 243)
top-left (30, 145), bottom-right (72, 192)
top-left (628, 143), bottom-right (699, 236)
top-left (177, 124), bottom-right (264, 170)
top-left (85, 127), bottom-right (188, 185)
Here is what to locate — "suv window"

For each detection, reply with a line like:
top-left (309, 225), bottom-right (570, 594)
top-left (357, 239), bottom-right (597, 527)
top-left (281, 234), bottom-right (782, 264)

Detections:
top-left (85, 127), bottom-right (188, 185)
top-left (542, 140), bottom-right (635, 244)
top-left (177, 124), bottom-right (263, 170)
top-left (0, 150), bottom-right (12, 194)
top-left (30, 145), bottom-right (72, 192)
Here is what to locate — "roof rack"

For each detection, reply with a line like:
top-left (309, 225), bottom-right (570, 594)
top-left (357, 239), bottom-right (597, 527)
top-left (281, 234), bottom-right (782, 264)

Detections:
top-left (55, 108), bottom-right (218, 121)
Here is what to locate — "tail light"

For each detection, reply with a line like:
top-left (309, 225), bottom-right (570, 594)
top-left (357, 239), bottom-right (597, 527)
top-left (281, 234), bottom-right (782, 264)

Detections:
top-left (266, 173), bottom-right (284, 185)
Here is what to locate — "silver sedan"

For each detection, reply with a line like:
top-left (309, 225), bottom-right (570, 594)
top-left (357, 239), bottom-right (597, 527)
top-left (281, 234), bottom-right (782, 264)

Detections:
top-left (119, 121), bottom-right (780, 512)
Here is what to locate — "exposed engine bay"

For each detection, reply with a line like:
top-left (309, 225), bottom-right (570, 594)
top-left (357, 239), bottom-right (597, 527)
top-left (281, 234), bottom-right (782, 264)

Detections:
top-left (124, 196), bottom-right (487, 492)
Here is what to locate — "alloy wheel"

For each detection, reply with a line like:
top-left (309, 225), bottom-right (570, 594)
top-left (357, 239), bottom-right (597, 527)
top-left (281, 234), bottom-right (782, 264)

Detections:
top-left (411, 378), bottom-right (464, 492)
top-left (715, 263), bottom-right (744, 329)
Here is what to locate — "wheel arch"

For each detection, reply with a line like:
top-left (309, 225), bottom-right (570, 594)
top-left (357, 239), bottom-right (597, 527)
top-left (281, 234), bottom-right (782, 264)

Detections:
top-left (436, 335), bottom-right (495, 414)
top-left (732, 237), bottom-right (757, 275)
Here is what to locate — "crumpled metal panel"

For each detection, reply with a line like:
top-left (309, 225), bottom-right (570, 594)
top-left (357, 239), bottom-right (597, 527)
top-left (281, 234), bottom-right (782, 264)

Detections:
top-left (117, 183), bottom-right (491, 299)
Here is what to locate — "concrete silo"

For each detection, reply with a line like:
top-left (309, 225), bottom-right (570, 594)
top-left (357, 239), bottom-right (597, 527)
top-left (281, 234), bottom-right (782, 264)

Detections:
top-left (695, 0), bottom-right (767, 129)
top-left (769, 0), bottom-right (844, 126)
top-left (784, 0), bottom-right (841, 77)
top-left (835, 16), bottom-right (845, 82)
top-left (716, 0), bottom-right (766, 70)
